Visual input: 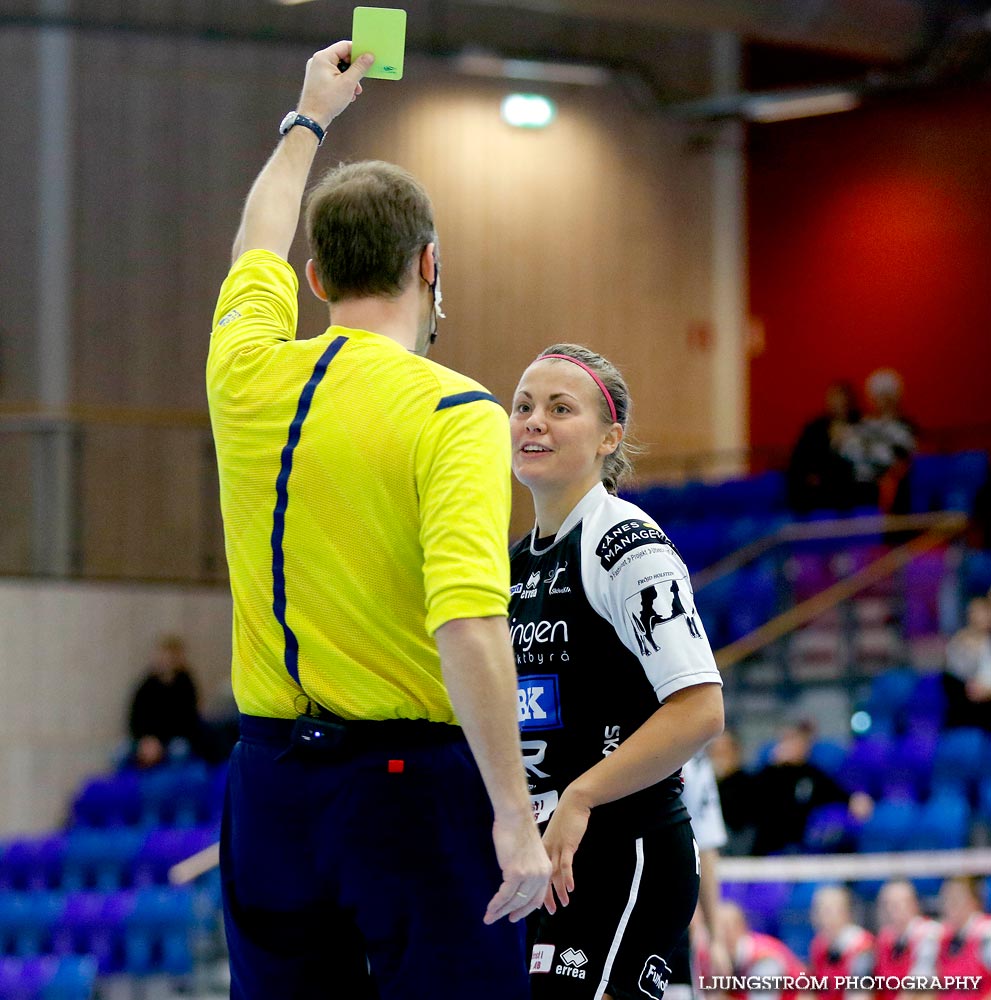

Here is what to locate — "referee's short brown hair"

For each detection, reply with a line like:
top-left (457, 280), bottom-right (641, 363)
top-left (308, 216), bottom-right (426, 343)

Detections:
top-left (305, 160), bottom-right (436, 304)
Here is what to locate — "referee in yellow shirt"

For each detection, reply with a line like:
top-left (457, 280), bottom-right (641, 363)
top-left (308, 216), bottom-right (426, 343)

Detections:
top-left (207, 41), bottom-right (550, 1000)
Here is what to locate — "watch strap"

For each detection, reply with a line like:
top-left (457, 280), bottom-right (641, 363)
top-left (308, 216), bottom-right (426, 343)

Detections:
top-left (280, 112), bottom-right (326, 146)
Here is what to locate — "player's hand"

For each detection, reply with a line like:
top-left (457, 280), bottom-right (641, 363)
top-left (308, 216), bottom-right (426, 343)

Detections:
top-left (483, 810), bottom-right (552, 925)
top-left (296, 40), bottom-right (374, 130)
top-left (540, 787), bottom-right (591, 914)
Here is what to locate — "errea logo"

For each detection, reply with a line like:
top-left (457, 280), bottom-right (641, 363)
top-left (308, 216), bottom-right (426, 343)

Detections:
top-left (520, 570), bottom-right (542, 599)
top-left (556, 947), bottom-right (588, 979)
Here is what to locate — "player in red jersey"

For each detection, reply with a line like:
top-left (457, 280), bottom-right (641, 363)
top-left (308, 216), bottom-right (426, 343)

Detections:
top-left (874, 880), bottom-right (940, 1000)
top-left (808, 886), bottom-right (874, 1000)
top-left (708, 902), bottom-right (805, 1000)
top-left (936, 877), bottom-right (991, 1000)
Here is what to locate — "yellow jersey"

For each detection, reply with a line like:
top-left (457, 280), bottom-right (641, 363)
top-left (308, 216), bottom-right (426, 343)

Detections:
top-left (207, 250), bottom-right (511, 722)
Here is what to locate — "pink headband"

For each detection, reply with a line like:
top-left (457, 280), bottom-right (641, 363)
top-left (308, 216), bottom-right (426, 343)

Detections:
top-left (540, 354), bottom-right (619, 423)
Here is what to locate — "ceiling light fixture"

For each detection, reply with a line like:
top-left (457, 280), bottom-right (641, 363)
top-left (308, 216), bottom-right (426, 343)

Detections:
top-left (455, 52), bottom-right (610, 87)
top-left (501, 94), bottom-right (557, 129)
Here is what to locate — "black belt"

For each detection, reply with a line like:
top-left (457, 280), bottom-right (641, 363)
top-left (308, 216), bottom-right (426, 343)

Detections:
top-left (239, 712), bottom-right (466, 757)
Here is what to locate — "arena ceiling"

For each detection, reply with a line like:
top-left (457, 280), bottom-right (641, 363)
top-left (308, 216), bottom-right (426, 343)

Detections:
top-left (4, 0), bottom-right (990, 109)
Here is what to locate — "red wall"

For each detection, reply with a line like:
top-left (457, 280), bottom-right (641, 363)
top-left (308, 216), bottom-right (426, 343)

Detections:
top-left (748, 86), bottom-right (991, 452)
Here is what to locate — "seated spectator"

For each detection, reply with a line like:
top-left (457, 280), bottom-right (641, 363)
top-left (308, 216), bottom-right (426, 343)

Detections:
top-left (936, 877), bottom-right (991, 1000)
top-left (709, 728), bottom-right (755, 856)
top-left (747, 719), bottom-right (873, 857)
top-left (808, 886), bottom-right (874, 1000)
top-left (701, 902), bottom-right (803, 1000)
top-left (128, 634), bottom-right (206, 767)
top-left (787, 381), bottom-right (861, 513)
top-left (839, 369), bottom-right (916, 514)
top-left (874, 880), bottom-right (940, 1000)
top-left (943, 596), bottom-right (991, 730)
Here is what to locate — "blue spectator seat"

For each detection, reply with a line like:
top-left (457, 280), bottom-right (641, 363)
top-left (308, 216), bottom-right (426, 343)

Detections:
top-left (911, 451), bottom-right (989, 515)
top-left (62, 829), bottom-right (144, 892)
top-left (740, 882), bottom-right (791, 936)
top-left (808, 740), bottom-right (847, 778)
top-left (865, 668), bottom-right (919, 727)
top-left (858, 797), bottom-right (919, 853)
top-left (841, 735), bottom-right (895, 798)
top-left (932, 728), bottom-right (986, 792)
top-left (902, 673), bottom-right (947, 735)
top-left (0, 837), bottom-right (66, 894)
top-left (724, 564), bottom-right (779, 642)
top-left (43, 955), bottom-right (97, 1000)
top-left (125, 887), bottom-right (195, 976)
top-left (138, 762), bottom-right (211, 828)
top-left (72, 774), bottom-right (142, 829)
top-left (882, 731), bottom-right (936, 801)
top-left (908, 792), bottom-right (970, 851)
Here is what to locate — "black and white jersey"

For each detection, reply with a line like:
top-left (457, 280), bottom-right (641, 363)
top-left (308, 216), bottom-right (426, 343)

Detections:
top-left (510, 483), bottom-right (722, 836)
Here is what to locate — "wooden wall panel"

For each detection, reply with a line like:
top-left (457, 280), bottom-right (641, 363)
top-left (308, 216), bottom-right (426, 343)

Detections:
top-left (5, 29), bottom-right (726, 570)
top-left (0, 29), bottom-right (39, 403)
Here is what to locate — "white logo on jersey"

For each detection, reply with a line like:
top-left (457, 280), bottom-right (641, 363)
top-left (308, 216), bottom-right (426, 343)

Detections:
top-left (603, 725), bottom-right (620, 756)
top-left (521, 570), bottom-right (542, 599)
top-left (521, 740), bottom-right (550, 779)
top-left (510, 618), bottom-right (569, 652)
top-left (544, 564), bottom-right (572, 595)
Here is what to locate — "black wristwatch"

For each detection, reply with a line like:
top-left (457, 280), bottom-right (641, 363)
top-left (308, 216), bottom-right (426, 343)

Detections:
top-left (279, 111), bottom-right (326, 146)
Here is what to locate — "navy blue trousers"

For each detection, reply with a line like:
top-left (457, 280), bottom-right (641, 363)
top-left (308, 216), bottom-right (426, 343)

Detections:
top-left (221, 716), bottom-right (530, 1000)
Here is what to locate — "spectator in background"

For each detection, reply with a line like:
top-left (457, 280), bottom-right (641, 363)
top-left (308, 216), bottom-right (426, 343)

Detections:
top-left (808, 886), bottom-right (874, 1000)
top-left (936, 877), bottom-right (991, 1000)
top-left (943, 596), bottom-right (991, 730)
top-left (873, 880), bottom-right (940, 1000)
top-left (787, 381), bottom-right (861, 514)
top-left (840, 369), bottom-right (916, 514)
top-left (709, 728), bottom-right (755, 856)
top-left (708, 902), bottom-right (804, 1000)
top-left (747, 719), bottom-right (872, 857)
top-left (128, 634), bottom-right (204, 768)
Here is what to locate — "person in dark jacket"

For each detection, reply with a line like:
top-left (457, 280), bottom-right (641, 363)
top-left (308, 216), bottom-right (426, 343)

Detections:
top-left (128, 634), bottom-right (203, 767)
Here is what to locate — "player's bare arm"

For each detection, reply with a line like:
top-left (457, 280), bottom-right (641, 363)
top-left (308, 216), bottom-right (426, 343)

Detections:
top-left (542, 681), bottom-right (723, 912)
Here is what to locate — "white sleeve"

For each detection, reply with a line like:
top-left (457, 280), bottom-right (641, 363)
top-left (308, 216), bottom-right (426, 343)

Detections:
top-left (681, 753), bottom-right (729, 851)
top-left (582, 508), bottom-right (723, 703)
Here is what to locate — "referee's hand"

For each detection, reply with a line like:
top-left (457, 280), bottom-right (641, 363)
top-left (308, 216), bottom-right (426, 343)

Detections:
top-left (296, 40), bottom-right (374, 131)
top-left (484, 811), bottom-right (552, 925)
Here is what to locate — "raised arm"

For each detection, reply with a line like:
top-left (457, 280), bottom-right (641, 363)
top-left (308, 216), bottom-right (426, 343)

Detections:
top-left (231, 41), bottom-right (373, 264)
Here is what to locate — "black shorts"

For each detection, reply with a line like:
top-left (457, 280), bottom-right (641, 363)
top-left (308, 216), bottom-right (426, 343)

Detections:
top-left (528, 818), bottom-right (699, 1000)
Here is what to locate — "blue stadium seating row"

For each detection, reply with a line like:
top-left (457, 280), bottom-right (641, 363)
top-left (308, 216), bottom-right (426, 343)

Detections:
top-left (71, 761), bottom-right (226, 830)
top-left (0, 826), bottom-right (217, 893)
top-left (0, 955), bottom-right (96, 1000)
top-left (624, 450), bottom-right (988, 532)
top-left (0, 887), bottom-right (199, 976)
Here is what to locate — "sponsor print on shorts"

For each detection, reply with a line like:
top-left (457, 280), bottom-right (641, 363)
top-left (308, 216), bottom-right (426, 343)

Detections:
top-left (624, 577), bottom-right (701, 656)
top-left (639, 955), bottom-right (671, 999)
top-left (556, 947), bottom-right (589, 979)
top-left (531, 944), bottom-right (555, 974)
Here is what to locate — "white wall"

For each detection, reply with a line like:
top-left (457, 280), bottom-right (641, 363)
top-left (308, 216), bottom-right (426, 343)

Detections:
top-left (0, 578), bottom-right (231, 836)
